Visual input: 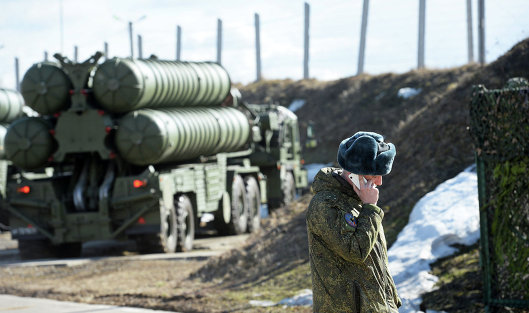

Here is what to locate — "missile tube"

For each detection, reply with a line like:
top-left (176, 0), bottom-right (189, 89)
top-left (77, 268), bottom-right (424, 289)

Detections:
top-left (0, 88), bottom-right (24, 123)
top-left (20, 62), bottom-right (72, 115)
top-left (92, 58), bottom-right (231, 113)
top-left (115, 107), bottom-right (250, 165)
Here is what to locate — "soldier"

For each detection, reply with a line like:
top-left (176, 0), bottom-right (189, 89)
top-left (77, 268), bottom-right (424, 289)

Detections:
top-left (306, 131), bottom-right (402, 313)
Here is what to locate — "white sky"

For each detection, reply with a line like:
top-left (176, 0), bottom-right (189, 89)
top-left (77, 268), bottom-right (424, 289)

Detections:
top-left (0, 0), bottom-right (528, 89)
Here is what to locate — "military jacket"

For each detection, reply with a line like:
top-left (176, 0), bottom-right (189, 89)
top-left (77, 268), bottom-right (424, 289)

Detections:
top-left (306, 167), bottom-right (401, 313)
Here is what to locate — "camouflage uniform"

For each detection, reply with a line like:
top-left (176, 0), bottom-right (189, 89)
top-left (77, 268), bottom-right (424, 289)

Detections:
top-left (307, 167), bottom-right (401, 313)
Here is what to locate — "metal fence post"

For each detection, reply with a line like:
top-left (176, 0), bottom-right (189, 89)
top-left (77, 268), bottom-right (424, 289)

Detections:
top-left (478, 0), bottom-right (485, 65)
top-left (255, 13), bottom-right (262, 82)
top-left (138, 34), bottom-right (143, 59)
top-left (217, 19), bottom-right (222, 65)
top-left (418, 0), bottom-right (426, 69)
top-left (176, 25), bottom-right (182, 61)
top-left (357, 0), bottom-right (369, 75)
top-left (14, 57), bottom-right (20, 91)
top-left (466, 0), bottom-right (474, 63)
top-left (303, 2), bottom-right (310, 79)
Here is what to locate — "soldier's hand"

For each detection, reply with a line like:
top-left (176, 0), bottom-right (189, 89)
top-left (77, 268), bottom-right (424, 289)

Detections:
top-left (352, 176), bottom-right (379, 205)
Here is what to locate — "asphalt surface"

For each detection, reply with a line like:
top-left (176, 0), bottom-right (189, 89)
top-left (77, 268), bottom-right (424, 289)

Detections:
top-left (0, 232), bottom-right (249, 267)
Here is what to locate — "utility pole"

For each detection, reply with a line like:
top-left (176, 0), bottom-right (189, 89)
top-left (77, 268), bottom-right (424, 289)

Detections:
top-left (176, 25), bottom-right (182, 61)
top-left (74, 45), bottom-right (78, 62)
top-left (303, 2), bottom-right (310, 79)
top-left (44, 51), bottom-right (48, 61)
top-left (217, 19), bottom-right (222, 65)
top-left (357, 0), bottom-right (369, 75)
top-left (104, 42), bottom-right (109, 60)
top-left (14, 57), bottom-right (20, 91)
top-left (255, 13), bottom-right (262, 82)
top-left (417, 0), bottom-right (426, 69)
top-left (129, 21), bottom-right (134, 58)
top-left (466, 0), bottom-right (474, 63)
top-left (138, 34), bottom-right (143, 59)
top-left (478, 0), bottom-right (485, 65)
top-left (113, 15), bottom-right (146, 59)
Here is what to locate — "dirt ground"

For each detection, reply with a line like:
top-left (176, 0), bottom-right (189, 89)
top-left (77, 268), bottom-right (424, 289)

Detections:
top-left (0, 201), bottom-right (313, 313)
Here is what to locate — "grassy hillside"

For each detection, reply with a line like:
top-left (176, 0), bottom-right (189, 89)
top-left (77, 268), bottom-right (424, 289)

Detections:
top-left (239, 38), bottom-right (529, 246)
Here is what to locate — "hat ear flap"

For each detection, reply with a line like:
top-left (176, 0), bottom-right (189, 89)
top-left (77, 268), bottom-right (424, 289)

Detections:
top-left (375, 143), bottom-right (396, 175)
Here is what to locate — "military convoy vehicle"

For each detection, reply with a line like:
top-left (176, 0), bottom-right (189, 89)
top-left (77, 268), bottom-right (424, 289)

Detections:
top-left (0, 87), bottom-right (25, 230)
top-left (4, 52), bottom-right (307, 258)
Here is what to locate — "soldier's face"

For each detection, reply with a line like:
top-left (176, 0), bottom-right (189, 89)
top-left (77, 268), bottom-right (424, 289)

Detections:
top-left (342, 170), bottom-right (383, 187)
top-left (362, 175), bottom-right (382, 186)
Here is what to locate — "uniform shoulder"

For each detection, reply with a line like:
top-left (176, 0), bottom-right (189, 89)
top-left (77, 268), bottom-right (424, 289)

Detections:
top-left (312, 189), bottom-right (340, 203)
top-left (308, 190), bottom-right (341, 213)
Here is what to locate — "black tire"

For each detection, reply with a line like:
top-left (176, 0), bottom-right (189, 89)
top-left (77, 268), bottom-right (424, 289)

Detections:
top-left (0, 207), bottom-right (9, 232)
top-left (245, 176), bottom-right (261, 233)
top-left (18, 239), bottom-right (55, 260)
top-left (159, 199), bottom-right (178, 253)
top-left (134, 199), bottom-right (177, 254)
top-left (175, 195), bottom-right (194, 252)
top-left (18, 240), bottom-right (81, 259)
top-left (282, 171), bottom-right (296, 206)
top-left (215, 175), bottom-right (249, 235)
top-left (54, 242), bottom-right (82, 258)
top-left (229, 175), bottom-right (249, 234)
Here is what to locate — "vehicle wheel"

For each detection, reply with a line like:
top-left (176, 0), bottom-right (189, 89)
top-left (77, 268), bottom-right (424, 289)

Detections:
top-left (282, 171), bottom-right (296, 206)
top-left (54, 242), bottom-right (82, 258)
top-left (0, 207), bottom-right (9, 231)
top-left (159, 199), bottom-right (178, 253)
top-left (214, 175), bottom-right (248, 235)
top-left (134, 199), bottom-right (177, 254)
top-left (229, 175), bottom-right (249, 234)
top-left (245, 176), bottom-right (261, 233)
top-left (18, 239), bottom-right (55, 260)
top-left (175, 195), bottom-right (194, 252)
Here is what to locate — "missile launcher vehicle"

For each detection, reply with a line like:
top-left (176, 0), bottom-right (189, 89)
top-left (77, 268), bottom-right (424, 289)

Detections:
top-left (5, 53), bottom-right (307, 258)
top-left (0, 87), bottom-right (25, 230)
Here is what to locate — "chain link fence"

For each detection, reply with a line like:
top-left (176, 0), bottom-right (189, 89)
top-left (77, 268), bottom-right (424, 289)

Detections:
top-left (469, 78), bottom-right (529, 312)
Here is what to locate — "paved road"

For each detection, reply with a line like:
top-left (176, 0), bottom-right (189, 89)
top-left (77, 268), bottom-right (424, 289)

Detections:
top-left (0, 232), bottom-right (249, 267)
top-left (0, 294), bottom-right (178, 313)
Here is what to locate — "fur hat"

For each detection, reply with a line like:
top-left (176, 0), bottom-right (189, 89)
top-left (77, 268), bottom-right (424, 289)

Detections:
top-left (337, 131), bottom-right (396, 176)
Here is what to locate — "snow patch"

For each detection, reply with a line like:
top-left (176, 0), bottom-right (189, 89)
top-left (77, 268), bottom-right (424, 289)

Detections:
top-left (200, 213), bottom-right (214, 223)
top-left (389, 165), bottom-right (479, 312)
top-left (278, 289), bottom-right (313, 306)
top-left (249, 300), bottom-right (276, 307)
top-left (398, 87), bottom-right (422, 99)
top-left (288, 99), bottom-right (306, 112)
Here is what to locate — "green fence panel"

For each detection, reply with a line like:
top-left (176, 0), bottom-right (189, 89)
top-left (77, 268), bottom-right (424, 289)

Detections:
top-left (469, 79), bottom-right (529, 313)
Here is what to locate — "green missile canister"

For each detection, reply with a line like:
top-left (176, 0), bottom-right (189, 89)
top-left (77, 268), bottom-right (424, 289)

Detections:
top-left (20, 62), bottom-right (72, 115)
top-left (115, 107), bottom-right (250, 165)
top-left (92, 58), bottom-right (231, 113)
top-left (0, 124), bottom-right (7, 159)
top-left (0, 88), bottom-right (24, 123)
top-left (4, 117), bottom-right (55, 169)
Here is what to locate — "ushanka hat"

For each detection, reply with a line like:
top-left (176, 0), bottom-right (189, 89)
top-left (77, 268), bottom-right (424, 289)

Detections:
top-left (337, 131), bottom-right (396, 176)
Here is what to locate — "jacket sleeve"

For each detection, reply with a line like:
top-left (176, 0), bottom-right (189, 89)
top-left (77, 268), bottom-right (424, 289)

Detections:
top-left (307, 192), bottom-right (384, 263)
top-left (387, 266), bottom-right (402, 308)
